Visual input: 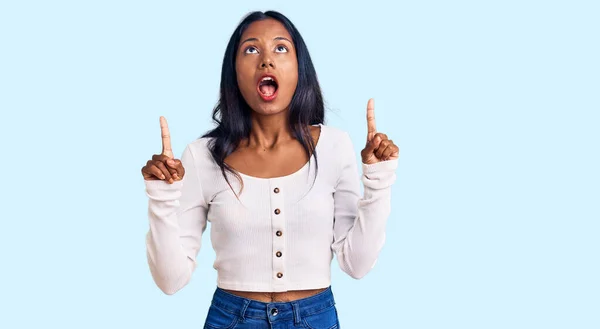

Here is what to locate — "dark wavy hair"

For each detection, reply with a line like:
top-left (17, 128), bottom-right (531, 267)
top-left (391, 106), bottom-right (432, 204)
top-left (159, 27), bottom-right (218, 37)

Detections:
top-left (202, 11), bottom-right (325, 194)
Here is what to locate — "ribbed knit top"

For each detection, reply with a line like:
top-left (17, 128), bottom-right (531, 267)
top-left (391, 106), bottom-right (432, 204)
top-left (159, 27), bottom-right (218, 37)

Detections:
top-left (144, 124), bottom-right (398, 294)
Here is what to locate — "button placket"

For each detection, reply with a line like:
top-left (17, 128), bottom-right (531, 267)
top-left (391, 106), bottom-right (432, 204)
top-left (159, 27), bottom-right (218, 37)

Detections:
top-left (270, 179), bottom-right (286, 289)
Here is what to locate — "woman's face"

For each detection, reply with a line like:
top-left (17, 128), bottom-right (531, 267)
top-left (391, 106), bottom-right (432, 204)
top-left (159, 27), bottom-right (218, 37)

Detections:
top-left (235, 18), bottom-right (298, 116)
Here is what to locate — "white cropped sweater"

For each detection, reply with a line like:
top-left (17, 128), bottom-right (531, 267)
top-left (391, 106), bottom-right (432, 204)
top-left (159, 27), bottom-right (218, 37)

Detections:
top-left (144, 124), bottom-right (398, 294)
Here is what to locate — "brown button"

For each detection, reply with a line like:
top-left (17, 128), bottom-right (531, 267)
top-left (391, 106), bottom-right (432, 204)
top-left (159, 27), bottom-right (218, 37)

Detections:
top-left (276, 231), bottom-right (282, 237)
top-left (274, 208), bottom-right (281, 215)
top-left (277, 272), bottom-right (283, 278)
top-left (276, 251), bottom-right (282, 257)
top-left (274, 187), bottom-right (280, 193)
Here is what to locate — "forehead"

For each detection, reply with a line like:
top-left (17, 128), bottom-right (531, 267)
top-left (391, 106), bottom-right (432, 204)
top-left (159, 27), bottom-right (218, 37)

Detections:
top-left (240, 18), bottom-right (293, 41)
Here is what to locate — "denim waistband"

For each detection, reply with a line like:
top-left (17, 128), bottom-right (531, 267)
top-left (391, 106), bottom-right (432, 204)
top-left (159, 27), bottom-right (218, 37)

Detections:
top-left (210, 286), bottom-right (335, 322)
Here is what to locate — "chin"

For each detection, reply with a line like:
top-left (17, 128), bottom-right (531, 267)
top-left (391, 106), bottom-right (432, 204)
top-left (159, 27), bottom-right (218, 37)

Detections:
top-left (253, 104), bottom-right (285, 116)
top-left (251, 98), bottom-right (291, 116)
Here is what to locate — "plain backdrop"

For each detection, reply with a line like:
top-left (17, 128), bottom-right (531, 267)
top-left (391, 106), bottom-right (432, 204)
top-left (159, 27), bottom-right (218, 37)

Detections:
top-left (1, 1), bottom-right (598, 328)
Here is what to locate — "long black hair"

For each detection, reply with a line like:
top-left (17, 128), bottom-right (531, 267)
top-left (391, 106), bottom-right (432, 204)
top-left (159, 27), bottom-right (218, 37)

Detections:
top-left (202, 10), bottom-right (325, 194)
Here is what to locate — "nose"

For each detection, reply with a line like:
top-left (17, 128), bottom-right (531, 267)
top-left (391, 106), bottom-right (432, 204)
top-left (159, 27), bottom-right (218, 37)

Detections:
top-left (260, 56), bottom-right (275, 69)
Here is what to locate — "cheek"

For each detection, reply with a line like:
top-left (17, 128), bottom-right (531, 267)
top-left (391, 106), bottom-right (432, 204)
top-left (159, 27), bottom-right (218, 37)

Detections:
top-left (235, 60), bottom-right (255, 90)
top-left (236, 72), bottom-right (250, 92)
top-left (281, 61), bottom-right (299, 90)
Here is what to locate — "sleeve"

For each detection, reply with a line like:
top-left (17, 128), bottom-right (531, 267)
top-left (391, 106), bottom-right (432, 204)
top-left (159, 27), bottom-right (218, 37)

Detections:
top-left (331, 132), bottom-right (398, 279)
top-left (144, 144), bottom-right (209, 295)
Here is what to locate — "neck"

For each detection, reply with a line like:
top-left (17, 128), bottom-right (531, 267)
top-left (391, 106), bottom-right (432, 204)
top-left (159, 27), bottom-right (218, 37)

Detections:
top-left (247, 111), bottom-right (293, 150)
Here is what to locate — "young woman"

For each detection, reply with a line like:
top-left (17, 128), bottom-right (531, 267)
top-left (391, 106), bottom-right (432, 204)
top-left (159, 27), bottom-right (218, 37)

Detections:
top-left (141, 10), bottom-right (399, 329)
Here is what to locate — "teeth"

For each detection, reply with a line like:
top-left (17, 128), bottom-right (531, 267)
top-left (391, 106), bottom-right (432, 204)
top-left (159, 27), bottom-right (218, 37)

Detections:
top-left (261, 77), bottom-right (274, 82)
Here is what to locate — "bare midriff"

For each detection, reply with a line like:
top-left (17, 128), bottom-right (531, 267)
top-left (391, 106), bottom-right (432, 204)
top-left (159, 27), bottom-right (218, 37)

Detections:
top-left (223, 288), bottom-right (328, 302)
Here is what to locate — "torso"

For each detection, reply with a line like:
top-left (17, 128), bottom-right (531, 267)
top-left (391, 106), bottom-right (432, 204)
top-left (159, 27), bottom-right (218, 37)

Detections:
top-left (223, 125), bottom-right (323, 302)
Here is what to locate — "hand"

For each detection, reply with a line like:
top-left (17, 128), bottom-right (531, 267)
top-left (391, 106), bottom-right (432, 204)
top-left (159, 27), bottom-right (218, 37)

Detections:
top-left (141, 116), bottom-right (185, 183)
top-left (360, 98), bottom-right (400, 164)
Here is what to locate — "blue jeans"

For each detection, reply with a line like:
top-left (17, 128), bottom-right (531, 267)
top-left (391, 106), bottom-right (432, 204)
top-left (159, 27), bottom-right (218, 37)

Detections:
top-left (203, 286), bottom-right (340, 329)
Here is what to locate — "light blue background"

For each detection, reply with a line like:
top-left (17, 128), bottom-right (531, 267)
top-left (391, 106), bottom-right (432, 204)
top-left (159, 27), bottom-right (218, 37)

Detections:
top-left (1, 1), bottom-right (598, 328)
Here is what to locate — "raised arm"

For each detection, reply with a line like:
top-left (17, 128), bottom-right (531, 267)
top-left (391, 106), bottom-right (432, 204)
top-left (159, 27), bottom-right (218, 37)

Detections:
top-left (331, 99), bottom-right (400, 279)
top-left (142, 116), bottom-right (208, 294)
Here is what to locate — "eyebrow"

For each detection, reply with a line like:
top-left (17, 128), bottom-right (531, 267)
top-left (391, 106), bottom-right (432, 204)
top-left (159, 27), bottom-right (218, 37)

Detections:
top-left (274, 37), bottom-right (292, 43)
top-left (240, 36), bottom-right (293, 46)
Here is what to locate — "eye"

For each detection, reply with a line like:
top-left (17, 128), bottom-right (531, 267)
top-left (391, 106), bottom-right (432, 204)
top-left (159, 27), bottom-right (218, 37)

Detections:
top-left (244, 46), bottom-right (259, 54)
top-left (275, 45), bottom-right (288, 53)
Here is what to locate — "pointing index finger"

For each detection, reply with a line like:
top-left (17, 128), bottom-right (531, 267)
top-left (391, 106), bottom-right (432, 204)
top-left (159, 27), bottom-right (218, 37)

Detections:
top-left (160, 116), bottom-right (173, 158)
top-left (366, 98), bottom-right (377, 142)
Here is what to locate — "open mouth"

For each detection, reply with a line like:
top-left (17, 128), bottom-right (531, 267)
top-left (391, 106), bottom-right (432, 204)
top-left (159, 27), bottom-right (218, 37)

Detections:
top-left (257, 75), bottom-right (279, 101)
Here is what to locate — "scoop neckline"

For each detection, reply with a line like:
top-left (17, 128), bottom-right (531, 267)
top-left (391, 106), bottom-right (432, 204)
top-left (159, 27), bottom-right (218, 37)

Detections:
top-left (235, 124), bottom-right (324, 181)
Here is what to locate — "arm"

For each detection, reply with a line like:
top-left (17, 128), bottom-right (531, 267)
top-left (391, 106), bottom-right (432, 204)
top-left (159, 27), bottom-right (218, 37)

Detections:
top-left (331, 132), bottom-right (398, 279)
top-left (144, 144), bottom-right (208, 294)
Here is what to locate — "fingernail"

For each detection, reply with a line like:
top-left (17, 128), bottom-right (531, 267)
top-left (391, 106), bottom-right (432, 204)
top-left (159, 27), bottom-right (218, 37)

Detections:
top-left (161, 175), bottom-right (165, 179)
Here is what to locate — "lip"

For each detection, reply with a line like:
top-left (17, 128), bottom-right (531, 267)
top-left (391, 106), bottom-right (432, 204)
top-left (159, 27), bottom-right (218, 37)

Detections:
top-left (256, 73), bottom-right (279, 102)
